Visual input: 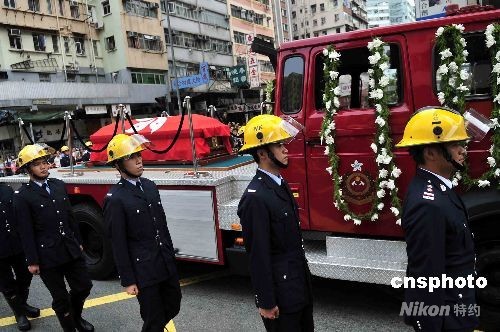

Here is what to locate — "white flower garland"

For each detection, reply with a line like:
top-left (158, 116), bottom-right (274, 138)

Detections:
top-left (436, 23), bottom-right (500, 188)
top-left (320, 39), bottom-right (402, 225)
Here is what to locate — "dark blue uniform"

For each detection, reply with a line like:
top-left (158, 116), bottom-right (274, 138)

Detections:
top-left (238, 170), bottom-right (313, 332)
top-left (402, 169), bottom-right (478, 331)
top-left (0, 184), bottom-right (34, 313)
top-left (13, 178), bottom-right (92, 328)
top-left (104, 177), bottom-right (181, 332)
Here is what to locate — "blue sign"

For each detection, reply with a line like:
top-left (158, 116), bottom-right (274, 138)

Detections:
top-left (171, 62), bottom-right (209, 90)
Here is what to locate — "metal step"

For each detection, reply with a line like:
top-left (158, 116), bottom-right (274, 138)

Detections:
top-left (306, 237), bottom-right (407, 285)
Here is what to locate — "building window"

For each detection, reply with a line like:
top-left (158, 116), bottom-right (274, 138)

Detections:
top-left (233, 31), bottom-right (245, 44)
top-left (131, 72), bottom-right (166, 84)
top-left (39, 73), bottom-right (51, 82)
top-left (58, 0), bottom-right (64, 15)
top-left (8, 29), bottom-right (22, 49)
top-left (46, 0), bottom-right (52, 13)
top-left (320, 3), bottom-right (325, 11)
top-left (283, 24), bottom-right (288, 32)
top-left (64, 36), bottom-right (70, 53)
top-left (321, 17), bottom-right (326, 25)
top-left (70, 2), bottom-right (80, 18)
top-left (28, 0), bottom-right (40, 11)
top-left (74, 37), bottom-right (85, 55)
top-left (335, 14), bottom-right (339, 21)
top-left (102, 0), bottom-right (110, 15)
top-left (313, 19), bottom-right (317, 27)
top-left (292, 11), bottom-right (296, 19)
top-left (52, 35), bottom-right (59, 53)
top-left (105, 36), bottom-right (116, 51)
top-left (67, 73), bottom-right (76, 82)
top-left (127, 33), bottom-right (162, 51)
top-left (311, 4), bottom-right (316, 13)
top-left (124, 0), bottom-right (157, 18)
top-left (322, 30), bottom-right (327, 35)
top-left (313, 32), bottom-right (319, 37)
top-left (3, 0), bottom-right (15, 8)
top-left (80, 75), bottom-right (90, 83)
top-left (93, 40), bottom-right (99, 57)
top-left (32, 33), bottom-right (46, 51)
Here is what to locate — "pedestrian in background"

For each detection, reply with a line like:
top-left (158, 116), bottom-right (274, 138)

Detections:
top-left (396, 107), bottom-right (480, 332)
top-left (237, 115), bottom-right (314, 332)
top-left (104, 134), bottom-right (181, 332)
top-left (13, 144), bottom-right (94, 332)
top-left (1, 182), bottom-right (40, 331)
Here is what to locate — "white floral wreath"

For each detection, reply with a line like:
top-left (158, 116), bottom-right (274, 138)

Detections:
top-left (436, 23), bottom-right (500, 188)
top-left (320, 39), bottom-right (402, 225)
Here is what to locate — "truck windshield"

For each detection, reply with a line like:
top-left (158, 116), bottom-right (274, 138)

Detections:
top-left (280, 56), bottom-right (304, 114)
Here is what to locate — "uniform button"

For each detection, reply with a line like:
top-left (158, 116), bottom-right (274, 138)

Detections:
top-left (56, 210), bottom-right (60, 214)
top-left (53, 200), bottom-right (56, 203)
top-left (157, 201), bottom-right (161, 205)
top-left (153, 217), bottom-right (156, 221)
top-left (2, 210), bottom-right (5, 213)
top-left (60, 222), bottom-right (63, 225)
top-left (41, 244), bottom-right (44, 248)
top-left (463, 223), bottom-right (467, 227)
top-left (40, 204), bottom-right (44, 207)
top-left (458, 293), bottom-right (463, 299)
top-left (62, 232), bottom-right (65, 236)
top-left (159, 242), bottom-right (163, 246)
top-left (283, 274), bottom-right (287, 280)
top-left (136, 258), bottom-right (140, 261)
top-left (136, 210), bottom-right (140, 214)
top-left (284, 212), bottom-right (288, 216)
top-left (149, 204), bottom-right (152, 207)
top-left (6, 223), bottom-right (9, 226)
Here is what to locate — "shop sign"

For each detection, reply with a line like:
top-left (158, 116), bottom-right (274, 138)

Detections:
top-left (229, 65), bottom-right (248, 87)
top-left (32, 99), bottom-right (52, 105)
top-left (85, 105), bottom-right (107, 115)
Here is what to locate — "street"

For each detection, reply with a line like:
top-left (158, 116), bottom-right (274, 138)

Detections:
top-left (0, 262), bottom-right (411, 332)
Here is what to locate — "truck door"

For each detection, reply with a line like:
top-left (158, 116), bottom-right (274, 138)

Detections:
top-left (304, 35), bottom-right (412, 237)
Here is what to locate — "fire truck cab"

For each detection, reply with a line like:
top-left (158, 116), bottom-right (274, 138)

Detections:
top-left (267, 7), bottom-right (500, 328)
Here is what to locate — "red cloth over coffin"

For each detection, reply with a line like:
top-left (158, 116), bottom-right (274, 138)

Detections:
top-left (89, 115), bottom-right (232, 163)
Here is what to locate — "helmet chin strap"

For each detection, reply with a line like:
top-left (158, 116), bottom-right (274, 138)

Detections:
top-left (440, 145), bottom-right (465, 172)
top-left (265, 146), bottom-right (288, 169)
top-left (116, 160), bottom-right (139, 179)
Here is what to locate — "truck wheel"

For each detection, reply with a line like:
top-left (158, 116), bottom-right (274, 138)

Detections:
top-left (72, 204), bottom-right (115, 280)
top-left (476, 247), bottom-right (500, 307)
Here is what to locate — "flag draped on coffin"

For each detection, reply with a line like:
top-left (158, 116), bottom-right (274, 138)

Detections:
top-left (90, 115), bottom-right (232, 163)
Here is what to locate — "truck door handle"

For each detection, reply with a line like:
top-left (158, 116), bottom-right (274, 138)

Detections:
top-left (306, 139), bottom-right (323, 146)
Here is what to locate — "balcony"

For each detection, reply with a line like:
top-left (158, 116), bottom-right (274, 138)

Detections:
top-left (0, 81), bottom-right (168, 108)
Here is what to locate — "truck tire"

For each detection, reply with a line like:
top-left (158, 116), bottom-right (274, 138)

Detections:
top-left (72, 203), bottom-right (115, 280)
top-left (476, 247), bottom-right (500, 307)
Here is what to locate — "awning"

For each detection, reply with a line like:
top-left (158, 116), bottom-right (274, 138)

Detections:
top-left (15, 110), bottom-right (65, 123)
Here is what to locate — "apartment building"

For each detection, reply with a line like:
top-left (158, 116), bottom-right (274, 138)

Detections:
top-left (272, 0), bottom-right (292, 45)
top-left (0, 0), bottom-right (168, 152)
top-left (229, 0), bottom-right (275, 89)
top-left (160, 0), bottom-right (236, 113)
top-left (367, 0), bottom-right (414, 28)
top-left (291, 0), bottom-right (368, 39)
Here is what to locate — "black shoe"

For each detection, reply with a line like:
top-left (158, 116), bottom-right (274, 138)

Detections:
top-left (23, 303), bottom-right (40, 318)
top-left (55, 311), bottom-right (77, 332)
top-left (14, 315), bottom-right (31, 331)
top-left (75, 317), bottom-right (94, 332)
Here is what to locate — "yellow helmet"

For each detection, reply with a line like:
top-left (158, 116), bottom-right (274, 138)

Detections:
top-left (85, 141), bottom-right (93, 147)
top-left (106, 134), bottom-right (150, 163)
top-left (396, 106), bottom-right (470, 148)
top-left (60, 145), bottom-right (69, 152)
top-left (239, 115), bottom-right (303, 153)
top-left (17, 144), bottom-right (50, 169)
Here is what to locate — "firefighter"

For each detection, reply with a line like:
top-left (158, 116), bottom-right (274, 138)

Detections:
top-left (80, 142), bottom-right (92, 162)
top-left (1, 182), bottom-right (40, 331)
top-left (59, 146), bottom-right (71, 167)
top-left (103, 134), bottom-right (181, 332)
top-left (13, 144), bottom-right (94, 332)
top-left (237, 115), bottom-right (313, 332)
top-left (396, 106), bottom-right (479, 331)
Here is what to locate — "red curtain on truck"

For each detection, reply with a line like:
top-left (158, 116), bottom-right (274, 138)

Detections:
top-left (89, 115), bottom-right (232, 163)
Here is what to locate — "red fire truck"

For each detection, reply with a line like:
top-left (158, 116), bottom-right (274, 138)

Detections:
top-left (1, 5), bottom-right (499, 329)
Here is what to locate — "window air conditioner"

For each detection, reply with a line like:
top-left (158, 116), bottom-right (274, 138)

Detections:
top-left (69, 0), bottom-right (78, 7)
top-left (9, 29), bottom-right (21, 36)
top-left (94, 21), bottom-right (104, 30)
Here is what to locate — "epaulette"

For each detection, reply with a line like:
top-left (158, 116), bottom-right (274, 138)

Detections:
top-left (422, 180), bottom-right (435, 201)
